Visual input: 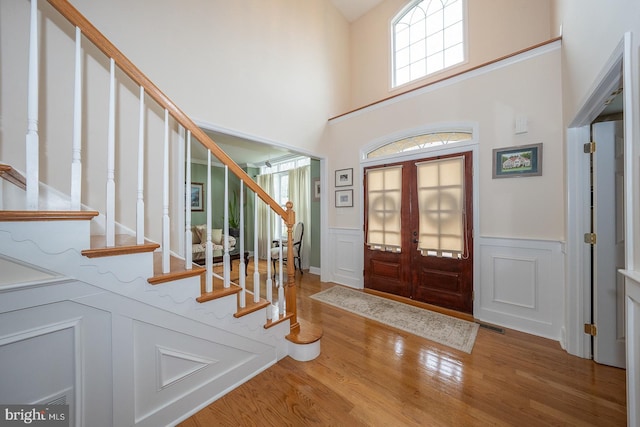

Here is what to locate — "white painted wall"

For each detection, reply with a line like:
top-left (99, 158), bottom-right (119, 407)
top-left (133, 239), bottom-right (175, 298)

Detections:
top-left (349, 0), bottom-right (554, 109)
top-left (553, 0), bottom-right (640, 268)
top-left (0, 0), bottom-right (351, 247)
top-left (65, 0), bottom-right (351, 153)
top-left (327, 44), bottom-right (564, 241)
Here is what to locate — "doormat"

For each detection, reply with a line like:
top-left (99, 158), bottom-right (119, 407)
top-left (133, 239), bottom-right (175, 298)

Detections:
top-left (311, 286), bottom-right (479, 353)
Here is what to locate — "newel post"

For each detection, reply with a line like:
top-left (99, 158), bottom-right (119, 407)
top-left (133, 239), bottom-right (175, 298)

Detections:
top-left (285, 201), bottom-right (300, 333)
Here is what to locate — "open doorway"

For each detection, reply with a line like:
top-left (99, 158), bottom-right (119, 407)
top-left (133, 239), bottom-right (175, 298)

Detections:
top-left (189, 124), bottom-right (324, 275)
top-left (589, 113), bottom-right (625, 368)
top-left (565, 34), bottom-right (634, 366)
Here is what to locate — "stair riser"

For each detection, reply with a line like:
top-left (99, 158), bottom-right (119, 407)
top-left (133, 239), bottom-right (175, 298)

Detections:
top-left (0, 220), bottom-right (91, 252)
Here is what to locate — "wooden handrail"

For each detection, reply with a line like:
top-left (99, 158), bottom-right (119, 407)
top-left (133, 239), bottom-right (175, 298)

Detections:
top-left (44, 0), bottom-right (300, 333)
top-left (330, 36), bottom-right (563, 121)
top-left (46, 0), bottom-right (287, 221)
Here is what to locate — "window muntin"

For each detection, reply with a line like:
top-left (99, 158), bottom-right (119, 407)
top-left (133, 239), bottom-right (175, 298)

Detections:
top-left (392, 0), bottom-right (465, 87)
top-left (366, 131), bottom-right (471, 159)
top-left (366, 166), bottom-right (403, 252)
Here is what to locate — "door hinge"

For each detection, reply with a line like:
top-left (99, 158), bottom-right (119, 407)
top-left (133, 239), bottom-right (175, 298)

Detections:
top-left (584, 141), bottom-right (596, 154)
top-left (584, 323), bottom-right (597, 336)
top-left (584, 233), bottom-right (597, 245)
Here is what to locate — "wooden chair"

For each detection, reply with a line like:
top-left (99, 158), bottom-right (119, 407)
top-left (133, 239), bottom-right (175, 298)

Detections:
top-left (271, 222), bottom-right (304, 276)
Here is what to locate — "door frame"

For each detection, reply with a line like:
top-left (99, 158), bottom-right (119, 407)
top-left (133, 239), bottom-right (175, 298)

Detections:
top-left (359, 123), bottom-right (480, 313)
top-left (565, 33), bottom-right (635, 358)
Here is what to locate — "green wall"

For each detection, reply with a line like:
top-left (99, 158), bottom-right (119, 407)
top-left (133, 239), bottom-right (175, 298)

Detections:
top-left (190, 162), bottom-right (256, 248)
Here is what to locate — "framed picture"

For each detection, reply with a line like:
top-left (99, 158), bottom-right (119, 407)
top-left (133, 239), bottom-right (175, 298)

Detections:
top-left (335, 168), bottom-right (353, 187)
top-left (313, 179), bottom-right (321, 201)
top-left (190, 183), bottom-right (204, 211)
top-left (492, 143), bottom-right (543, 179)
top-left (335, 189), bottom-right (353, 207)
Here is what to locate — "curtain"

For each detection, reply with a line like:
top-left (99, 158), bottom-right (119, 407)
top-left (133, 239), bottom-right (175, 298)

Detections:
top-left (416, 156), bottom-right (465, 256)
top-left (256, 173), bottom-right (275, 259)
top-left (366, 165), bottom-right (403, 252)
top-left (288, 165), bottom-right (310, 269)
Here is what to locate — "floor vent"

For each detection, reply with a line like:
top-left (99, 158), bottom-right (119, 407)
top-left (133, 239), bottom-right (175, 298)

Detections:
top-left (477, 322), bottom-right (505, 334)
top-left (46, 395), bottom-right (67, 406)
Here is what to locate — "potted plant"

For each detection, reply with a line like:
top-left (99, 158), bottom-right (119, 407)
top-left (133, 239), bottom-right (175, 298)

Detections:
top-left (227, 190), bottom-right (240, 238)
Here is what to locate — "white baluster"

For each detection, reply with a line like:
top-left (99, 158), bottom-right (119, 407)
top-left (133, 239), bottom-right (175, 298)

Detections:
top-left (70, 26), bottom-right (82, 210)
top-left (205, 151), bottom-right (213, 293)
top-left (162, 109), bottom-right (170, 273)
top-left (106, 58), bottom-right (116, 247)
top-left (26, 0), bottom-right (39, 209)
top-left (223, 166), bottom-right (230, 288)
top-left (278, 233), bottom-right (284, 314)
top-left (238, 180), bottom-right (246, 308)
top-left (266, 208), bottom-right (273, 320)
top-left (185, 130), bottom-right (192, 269)
top-left (136, 86), bottom-right (145, 245)
top-left (253, 197), bottom-right (260, 303)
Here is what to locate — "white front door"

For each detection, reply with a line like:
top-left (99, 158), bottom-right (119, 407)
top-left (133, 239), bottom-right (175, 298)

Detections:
top-left (592, 120), bottom-right (625, 368)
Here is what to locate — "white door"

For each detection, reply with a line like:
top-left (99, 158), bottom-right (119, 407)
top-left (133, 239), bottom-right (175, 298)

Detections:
top-left (592, 120), bottom-right (625, 368)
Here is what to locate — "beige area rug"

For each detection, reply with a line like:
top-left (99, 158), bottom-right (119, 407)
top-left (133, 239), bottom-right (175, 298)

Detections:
top-left (311, 286), bottom-right (479, 353)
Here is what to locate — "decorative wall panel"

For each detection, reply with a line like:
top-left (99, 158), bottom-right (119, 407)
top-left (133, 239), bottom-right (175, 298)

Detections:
top-left (477, 237), bottom-right (564, 342)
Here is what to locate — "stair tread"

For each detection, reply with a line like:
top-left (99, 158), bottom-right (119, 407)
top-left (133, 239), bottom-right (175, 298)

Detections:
top-left (196, 283), bottom-right (242, 303)
top-left (148, 252), bottom-right (205, 285)
top-left (0, 210), bottom-right (99, 221)
top-left (286, 317), bottom-right (323, 345)
top-left (264, 310), bottom-right (294, 329)
top-left (234, 298), bottom-right (270, 318)
top-left (82, 234), bottom-right (160, 258)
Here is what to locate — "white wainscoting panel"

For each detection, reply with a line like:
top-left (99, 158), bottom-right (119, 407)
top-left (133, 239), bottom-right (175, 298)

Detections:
top-left (476, 237), bottom-right (565, 342)
top-left (328, 227), bottom-right (363, 289)
top-left (623, 270), bottom-right (640, 426)
top-left (0, 297), bottom-right (113, 427)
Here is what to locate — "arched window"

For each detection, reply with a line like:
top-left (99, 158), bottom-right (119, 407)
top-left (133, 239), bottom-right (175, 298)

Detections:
top-left (392, 0), bottom-right (466, 87)
top-left (366, 131), bottom-right (472, 159)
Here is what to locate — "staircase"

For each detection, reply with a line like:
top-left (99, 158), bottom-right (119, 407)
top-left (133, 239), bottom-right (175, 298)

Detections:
top-left (0, 1), bottom-right (321, 426)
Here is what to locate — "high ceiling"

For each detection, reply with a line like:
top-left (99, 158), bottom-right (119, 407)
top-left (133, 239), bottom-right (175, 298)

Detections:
top-left (193, 1), bottom-right (384, 166)
top-left (330, 0), bottom-right (384, 22)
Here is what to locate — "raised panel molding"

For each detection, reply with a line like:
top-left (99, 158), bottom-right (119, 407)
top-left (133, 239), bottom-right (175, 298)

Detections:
top-left (156, 346), bottom-right (219, 390)
top-left (328, 227), bottom-right (363, 288)
top-left (492, 256), bottom-right (537, 309)
top-left (131, 319), bottom-right (273, 426)
top-left (0, 299), bottom-right (113, 427)
top-left (477, 237), bottom-right (564, 343)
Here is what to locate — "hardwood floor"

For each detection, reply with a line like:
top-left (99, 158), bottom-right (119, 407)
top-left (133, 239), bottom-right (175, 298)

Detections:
top-left (179, 267), bottom-right (626, 426)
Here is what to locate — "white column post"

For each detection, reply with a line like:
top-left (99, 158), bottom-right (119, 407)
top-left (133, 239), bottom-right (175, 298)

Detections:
top-left (136, 86), bottom-right (145, 245)
top-left (223, 166), bottom-right (230, 288)
top-left (239, 180), bottom-right (246, 307)
top-left (253, 196), bottom-right (260, 303)
top-left (278, 234), bottom-right (284, 313)
top-left (70, 26), bottom-right (82, 210)
top-left (266, 208), bottom-right (273, 319)
top-left (161, 109), bottom-right (170, 273)
top-left (26, 0), bottom-right (39, 210)
top-left (185, 131), bottom-right (192, 269)
top-left (106, 58), bottom-right (116, 247)
top-left (205, 151), bottom-right (213, 293)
